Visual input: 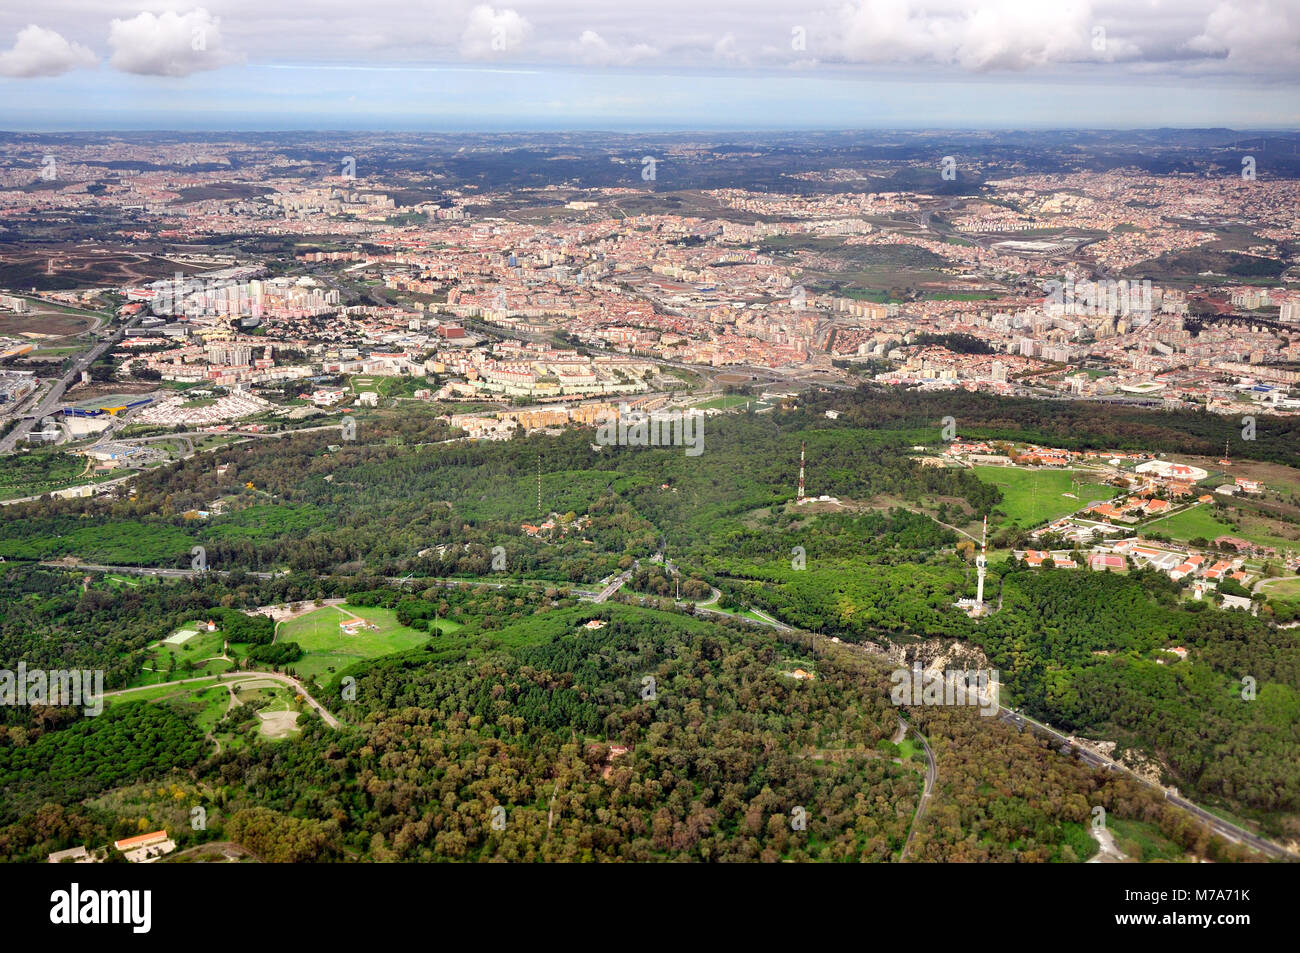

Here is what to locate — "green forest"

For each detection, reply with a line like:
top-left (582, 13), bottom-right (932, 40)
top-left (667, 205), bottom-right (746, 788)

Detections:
top-left (0, 384), bottom-right (1296, 860)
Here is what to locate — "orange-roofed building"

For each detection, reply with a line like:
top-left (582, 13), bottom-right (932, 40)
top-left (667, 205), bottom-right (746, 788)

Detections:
top-left (113, 831), bottom-right (169, 851)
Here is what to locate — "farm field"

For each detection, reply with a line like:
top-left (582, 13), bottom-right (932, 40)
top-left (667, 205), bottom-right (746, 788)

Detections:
top-left (277, 603), bottom-right (450, 684)
top-left (973, 466), bottom-right (1115, 528)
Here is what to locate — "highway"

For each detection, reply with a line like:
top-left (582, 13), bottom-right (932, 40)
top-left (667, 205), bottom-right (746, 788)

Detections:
top-left (993, 705), bottom-right (1293, 860)
top-left (44, 562), bottom-right (608, 601)
top-left (766, 618), bottom-right (1296, 860)
top-left (0, 313), bottom-right (143, 455)
top-left (33, 554), bottom-right (1298, 857)
top-left (591, 569), bottom-right (632, 603)
top-left (40, 561), bottom-right (281, 580)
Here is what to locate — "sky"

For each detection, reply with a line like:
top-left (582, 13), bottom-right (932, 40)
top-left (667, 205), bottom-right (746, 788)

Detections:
top-left (0, 1), bottom-right (1296, 131)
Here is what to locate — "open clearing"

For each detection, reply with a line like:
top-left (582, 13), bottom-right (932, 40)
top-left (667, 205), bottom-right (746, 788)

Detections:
top-left (1148, 504), bottom-right (1300, 554)
top-left (107, 683), bottom-right (232, 734)
top-left (277, 603), bottom-right (441, 684)
top-left (258, 710), bottom-right (301, 739)
top-left (973, 466), bottom-right (1115, 529)
top-left (0, 307), bottom-right (98, 339)
top-left (1259, 577), bottom-right (1300, 599)
top-left (131, 622), bottom-right (232, 687)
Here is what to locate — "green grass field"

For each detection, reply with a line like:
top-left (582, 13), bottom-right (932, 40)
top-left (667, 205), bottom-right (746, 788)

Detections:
top-left (1146, 504), bottom-right (1299, 553)
top-left (1108, 818), bottom-right (1187, 862)
top-left (1259, 577), bottom-right (1300, 599)
top-left (108, 676), bottom-right (225, 704)
top-left (229, 681), bottom-right (303, 740)
top-left (348, 375), bottom-right (423, 399)
top-left (106, 681), bottom-right (232, 734)
top-left (690, 394), bottom-right (760, 411)
top-left (704, 603), bottom-right (770, 623)
top-left (107, 676), bottom-right (304, 749)
top-left (278, 603), bottom-right (452, 684)
top-left (973, 466), bottom-right (1116, 528)
top-left (130, 623), bottom-right (233, 687)
top-left (233, 682), bottom-right (296, 712)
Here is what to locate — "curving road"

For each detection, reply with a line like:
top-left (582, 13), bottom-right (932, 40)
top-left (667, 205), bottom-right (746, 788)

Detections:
top-left (993, 707), bottom-right (1292, 859)
top-left (102, 670), bottom-right (340, 729)
top-left (591, 569), bottom-right (633, 603)
top-left (898, 716), bottom-right (937, 862)
top-left (44, 548), bottom-right (1299, 860)
top-left (773, 616), bottom-right (1295, 860)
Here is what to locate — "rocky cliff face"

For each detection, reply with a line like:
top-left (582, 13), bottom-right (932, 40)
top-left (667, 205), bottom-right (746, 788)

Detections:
top-left (884, 637), bottom-right (993, 674)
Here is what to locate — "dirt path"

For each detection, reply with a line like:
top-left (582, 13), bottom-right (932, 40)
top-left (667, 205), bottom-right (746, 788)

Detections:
top-left (898, 718), bottom-right (937, 863)
top-left (1088, 824), bottom-right (1129, 863)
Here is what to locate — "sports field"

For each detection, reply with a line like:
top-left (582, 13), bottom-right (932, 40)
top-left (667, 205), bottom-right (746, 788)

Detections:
top-left (690, 394), bottom-right (765, 412)
top-left (973, 466), bottom-right (1115, 528)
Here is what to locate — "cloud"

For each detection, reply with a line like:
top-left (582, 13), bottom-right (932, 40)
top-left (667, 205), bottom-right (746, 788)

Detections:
top-left (0, 24), bottom-right (96, 78)
top-left (1187, 0), bottom-right (1300, 70)
top-left (460, 6), bottom-right (530, 59)
top-left (574, 30), bottom-right (656, 66)
top-left (0, 0), bottom-right (1293, 84)
top-left (108, 8), bottom-right (235, 77)
top-left (830, 0), bottom-right (1130, 71)
top-left (713, 32), bottom-right (748, 66)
